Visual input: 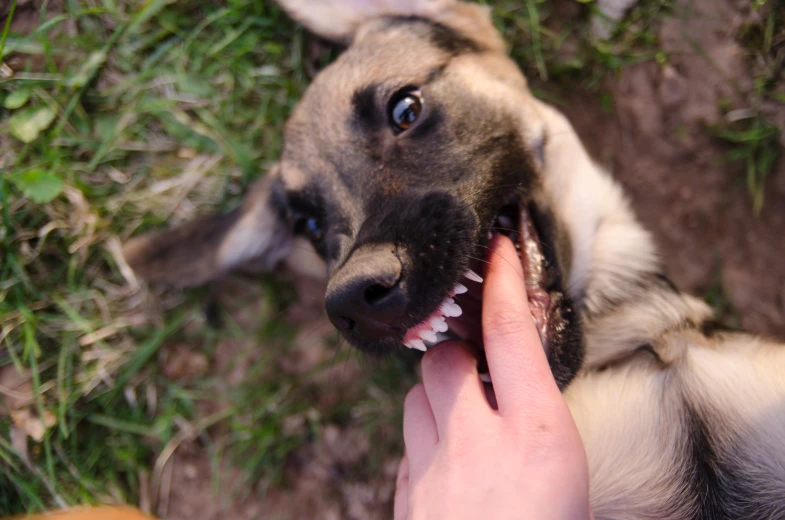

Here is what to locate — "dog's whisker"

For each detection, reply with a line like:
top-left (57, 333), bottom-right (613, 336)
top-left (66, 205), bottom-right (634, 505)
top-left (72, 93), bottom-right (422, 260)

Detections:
top-left (297, 318), bottom-right (336, 343)
top-left (483, 229), bottom-right (549, 249)
top-left (465, 255), bottom-right (492, 266)
top-left (470, 248), bottom-right (525, 283)
top-left (488, 226), bottom-right (519, 234)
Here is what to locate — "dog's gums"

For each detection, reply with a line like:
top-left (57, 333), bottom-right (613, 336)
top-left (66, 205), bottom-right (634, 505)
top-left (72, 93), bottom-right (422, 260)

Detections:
top-left (402, 202), bottom-right (555, 355)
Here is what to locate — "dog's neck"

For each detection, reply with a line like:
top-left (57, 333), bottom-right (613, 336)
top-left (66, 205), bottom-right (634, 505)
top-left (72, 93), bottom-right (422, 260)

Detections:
top-left (533, 100), bottom-right (713, 369)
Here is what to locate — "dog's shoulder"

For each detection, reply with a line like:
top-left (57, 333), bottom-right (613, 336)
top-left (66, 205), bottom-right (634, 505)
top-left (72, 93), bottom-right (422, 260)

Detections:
top-left (568, 327), bottom-right (785, 519)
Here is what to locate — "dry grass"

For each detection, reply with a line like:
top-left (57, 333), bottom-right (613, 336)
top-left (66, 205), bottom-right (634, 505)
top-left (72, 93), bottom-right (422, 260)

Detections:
top-left (1, 0), bottom-right (779, 516)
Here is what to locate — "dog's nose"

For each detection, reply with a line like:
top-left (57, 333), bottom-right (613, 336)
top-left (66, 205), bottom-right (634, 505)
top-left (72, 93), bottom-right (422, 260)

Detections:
top-left (325, 245), bottom-right (406, 340)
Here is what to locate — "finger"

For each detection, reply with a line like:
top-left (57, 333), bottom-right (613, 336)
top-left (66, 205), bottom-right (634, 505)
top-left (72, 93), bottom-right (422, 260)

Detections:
top-left (482, 234), bottom-right (562, 415)
top-left (403, 383), bottom-right (438, 475)
top-left (420, 341), bottom-right (490, 438)
top-left (393, 454), bottom-right (409, 520)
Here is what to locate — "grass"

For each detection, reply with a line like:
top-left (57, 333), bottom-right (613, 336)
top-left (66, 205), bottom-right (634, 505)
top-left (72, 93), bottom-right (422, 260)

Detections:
top-left (709, 0), bottom-right (783, 214)
top-left (0, 0), bottom-right (333, 513)
top-left (489, 0), bottom-right (673, 91)
top-left (0, 0), bottom-right (780, 516)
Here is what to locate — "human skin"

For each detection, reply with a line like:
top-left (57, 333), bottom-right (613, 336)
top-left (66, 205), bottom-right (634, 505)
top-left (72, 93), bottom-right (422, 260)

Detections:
top-left (394, 235), bottom-right (592, 520)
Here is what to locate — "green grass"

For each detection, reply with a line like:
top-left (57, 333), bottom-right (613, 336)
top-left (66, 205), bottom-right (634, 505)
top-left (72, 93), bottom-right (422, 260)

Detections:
top-left (0, 1), bottom-right (332, 513)
top-left (707, 0), bottom-right (783, 215)
top-left (0, 0), bottom-right (780, 516)
top-left (489, 0), bottom-right (673, 90)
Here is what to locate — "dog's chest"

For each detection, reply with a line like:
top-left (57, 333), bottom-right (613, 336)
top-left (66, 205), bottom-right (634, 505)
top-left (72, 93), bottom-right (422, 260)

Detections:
top-left (564, 363), bottom-right (696, 519)
top-left (563, 338), bottom-right (785, 519)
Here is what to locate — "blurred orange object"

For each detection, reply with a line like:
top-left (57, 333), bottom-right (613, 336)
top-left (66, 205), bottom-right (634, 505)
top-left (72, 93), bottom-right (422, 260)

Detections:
top-left (6, 506), bottom-right (154, 520)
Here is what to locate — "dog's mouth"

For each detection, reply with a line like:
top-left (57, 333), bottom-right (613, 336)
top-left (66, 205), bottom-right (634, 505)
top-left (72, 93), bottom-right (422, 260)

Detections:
top-left (402, 200), bottom-right (559, 354)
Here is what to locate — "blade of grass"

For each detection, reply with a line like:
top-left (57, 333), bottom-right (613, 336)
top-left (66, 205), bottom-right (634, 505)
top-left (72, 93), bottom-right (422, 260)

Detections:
top-left (0, 0), bottom-right (18, 59)
top-left (110, 314), bottom-right (186, 395)
top-left (86, 414), bottom-right (163, 437)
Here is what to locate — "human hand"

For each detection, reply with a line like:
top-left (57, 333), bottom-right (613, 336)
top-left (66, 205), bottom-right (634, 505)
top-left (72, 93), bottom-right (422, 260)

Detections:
top-left (394, 235), bottom-right (591, 520)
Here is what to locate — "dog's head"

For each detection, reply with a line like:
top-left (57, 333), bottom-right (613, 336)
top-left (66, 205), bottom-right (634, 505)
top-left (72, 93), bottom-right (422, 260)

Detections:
top-left (124, 0), bottom-right (583, 388)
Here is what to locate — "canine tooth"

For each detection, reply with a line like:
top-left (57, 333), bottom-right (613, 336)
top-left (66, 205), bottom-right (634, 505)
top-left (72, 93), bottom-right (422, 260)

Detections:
top-left (453, 283), bottom-right (468, 295)
top-left (487, 231), bottom-right (493, 240)
top-left (479, 373), bottom-right (492, 384)
top-left (430, 316), bottom-right (448, 333)
top-left (464, 269), bottom-right (484, 283)
top-left (440, 298), bottom-right (463, 318)
top-left (420, 329), bottom-right (438, 343)
top-left (408, 339), bottom-right (427, 352)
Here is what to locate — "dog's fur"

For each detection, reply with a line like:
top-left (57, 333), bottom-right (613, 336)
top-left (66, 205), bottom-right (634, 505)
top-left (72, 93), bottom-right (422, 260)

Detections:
top-left (122, 1), bottom-right (785, 518)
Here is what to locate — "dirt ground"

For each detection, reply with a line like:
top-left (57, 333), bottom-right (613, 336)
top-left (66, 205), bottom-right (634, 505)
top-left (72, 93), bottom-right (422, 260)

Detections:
top-left (5, 0), bottom-right (781, 518)
top-left (563, 0), bottom-right (785, 339)
top-left (159, 3), bottom-right (783, 519)
top-left (162, 1), bottom-right (784, 519)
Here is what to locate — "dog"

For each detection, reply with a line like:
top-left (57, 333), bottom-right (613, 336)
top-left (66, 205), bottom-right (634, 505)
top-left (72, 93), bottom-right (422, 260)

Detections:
top-left (122, 1), bottom-right (785, 517)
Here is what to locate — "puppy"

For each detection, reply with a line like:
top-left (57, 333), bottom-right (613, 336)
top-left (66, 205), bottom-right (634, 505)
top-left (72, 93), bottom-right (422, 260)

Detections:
top-left (123, 1), bottom-right (785, 517)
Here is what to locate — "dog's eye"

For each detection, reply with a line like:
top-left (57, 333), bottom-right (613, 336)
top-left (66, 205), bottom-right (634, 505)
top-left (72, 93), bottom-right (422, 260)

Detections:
top-left (389, 89), bottom-right (423, 134)
top-left (296, 216), bottom-right (323, 243)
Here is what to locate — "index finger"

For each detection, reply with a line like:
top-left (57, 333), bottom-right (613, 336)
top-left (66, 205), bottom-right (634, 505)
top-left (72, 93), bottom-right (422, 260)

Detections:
top-left (481, 234), bottom-right (562, 415)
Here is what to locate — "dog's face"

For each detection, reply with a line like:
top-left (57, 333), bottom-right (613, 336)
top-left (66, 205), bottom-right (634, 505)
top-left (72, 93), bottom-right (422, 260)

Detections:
top-left (124, 1), bottom-right (584, 388)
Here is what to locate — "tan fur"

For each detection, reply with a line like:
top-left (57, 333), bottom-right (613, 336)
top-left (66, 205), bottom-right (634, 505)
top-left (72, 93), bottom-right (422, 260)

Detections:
top-left (123, 1), bottom-right (785, 516)
top-left (534, 100), bottom-right (785, 517)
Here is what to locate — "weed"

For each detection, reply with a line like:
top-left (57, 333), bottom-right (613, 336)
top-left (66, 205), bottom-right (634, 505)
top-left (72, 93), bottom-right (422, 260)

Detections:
top-left (709, 0), bottom-right (784, 214)
top-left (487, 0), bottom-right (674, 89)
top-left (710, 113), bottom-right (780, 215)
top-left (0, 0), bottom-right (744, 515)
top-left (703, 255), bottom-right (741, 331)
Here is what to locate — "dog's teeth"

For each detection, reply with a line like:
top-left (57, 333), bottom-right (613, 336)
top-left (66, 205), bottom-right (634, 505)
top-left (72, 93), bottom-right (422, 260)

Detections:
top-left (407, 339), bottom-right (427, 352)
top-left (440, 298), bottom-right (462, 318)
top-left (430, 316), bottom-right (448, 333)
top-left (479, 373), bottom-right (492, 384)
top-left (487, 231), bottom-right (493, 240)
top-left (453, 283), bottom-right (468, 295)
top-left (420, 329), bottom-right (438, 343)
top-left (464, 269), bottom-right (484, 283)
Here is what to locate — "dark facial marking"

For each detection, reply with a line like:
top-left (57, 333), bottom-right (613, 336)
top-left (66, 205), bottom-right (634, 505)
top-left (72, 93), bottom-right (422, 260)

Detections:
top-left (380, 16), bottom-right (483, 56)
top-left (351, 84), bottom-right (381, 130)
top-left (355, 191), bottom-right (476, 328)
top-left (407, 104), bottom-right (442, 141)
top-left (286, 186), bottom-right (332, 257)
top-left (268, 176), bottom-right (291, 223)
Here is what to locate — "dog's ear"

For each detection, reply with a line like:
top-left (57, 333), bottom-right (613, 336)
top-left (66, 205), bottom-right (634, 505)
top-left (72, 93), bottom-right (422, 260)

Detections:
top-left (275, 0), bottom-right (451, 42)
top-left (275, 0), bottom-right (502, 50)
top-left (122, 170), bottom-right (292, 288)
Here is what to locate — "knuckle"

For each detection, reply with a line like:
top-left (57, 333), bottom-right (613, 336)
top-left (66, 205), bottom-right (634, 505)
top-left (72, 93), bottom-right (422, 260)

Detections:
top-left (404, 383), bottom-right (426, 410)
top-left (422, 343), bottom-right (450, 367)
top-left (486, 309), bottom-right (529, 341)
top-left (422, 341), bottom-right (471, 374)
top-left (444, 430), bottom-right (474, 461)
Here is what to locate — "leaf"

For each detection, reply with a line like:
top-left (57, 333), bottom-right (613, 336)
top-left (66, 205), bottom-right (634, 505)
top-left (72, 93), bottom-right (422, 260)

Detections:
top-left (13, 170), bottom-right (64, 203)
top-left (8, 105), bottom-right (57, 143)
top-left (3, 88), bottom-right (31, 109)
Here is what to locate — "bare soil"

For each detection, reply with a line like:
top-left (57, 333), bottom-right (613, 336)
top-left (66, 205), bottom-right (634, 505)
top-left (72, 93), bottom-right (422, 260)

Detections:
top-left (9, 0), bottom-right (780, 517)
top-left (163, 1), bottom-right (784, 518)
top-left (562, 0), bottom-right (785, 339)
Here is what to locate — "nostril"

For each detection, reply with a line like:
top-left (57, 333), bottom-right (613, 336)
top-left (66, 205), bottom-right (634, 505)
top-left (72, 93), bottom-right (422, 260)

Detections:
top-left (364, 283), bottom-right (393, 306)
top-left (335, 316), bottom-right (355, 332)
